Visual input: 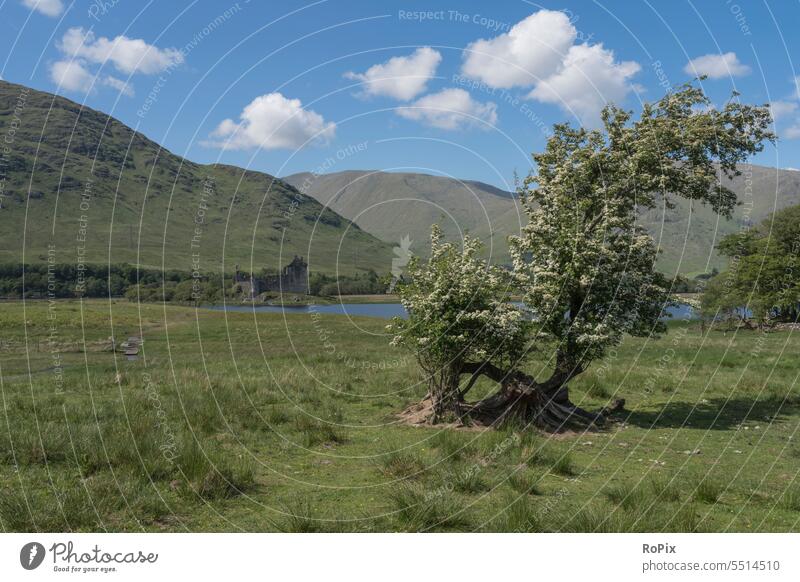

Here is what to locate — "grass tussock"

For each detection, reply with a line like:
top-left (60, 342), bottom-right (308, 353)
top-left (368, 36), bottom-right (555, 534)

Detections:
top-left (389, 485), bottom-right (471, 531)
top-left (778, 487), bottom-right (800, 511)
top-left (693, 479), bottom-right (724, 505)
top-left (558, 501), bottom-right (702, 533)
top-left (377, 450), bottom-right (427, 480)
top-left (525, 445), bottom-right (577, 477)
top-left (431, 430), bottom-right (476, 461)
top-left (508, 471), bottom-right (544, 496)
top-left (603, 482), bottom-right (650, 511)
top-left (292, 416), bottom-right (347, 447)
top-left (648, 477), bottom-right (682, 502)
top-left (281, 500), bottom-right (323, 533)
top-left (588, 383), bottom-right (611, 399)
top-left (451, 466), bottom-right (489, 494)
top-left (488, 496), bottom-right (545, 532)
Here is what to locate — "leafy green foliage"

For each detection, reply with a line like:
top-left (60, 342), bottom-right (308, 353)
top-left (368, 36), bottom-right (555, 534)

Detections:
top-left (511, 83), bottom-right (773, 373)
top-left (388, 226), bottom-right (529, 416)
top-left (703, 204), bottom-right (800, 323)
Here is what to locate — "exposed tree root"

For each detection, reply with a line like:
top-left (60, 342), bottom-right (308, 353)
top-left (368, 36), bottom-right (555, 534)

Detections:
top-left (463, 377), bottom-right (624, 432)
top-left (398, 365), bottom-right (625, 433)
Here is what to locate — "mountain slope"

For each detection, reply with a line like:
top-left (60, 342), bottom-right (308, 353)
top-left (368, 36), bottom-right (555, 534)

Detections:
top-left (283, 170), bottom-right (525, 264)
top-left (285, 167), bottom-right (800, 275)
top-left (0, 80), bottom-right (392, 275)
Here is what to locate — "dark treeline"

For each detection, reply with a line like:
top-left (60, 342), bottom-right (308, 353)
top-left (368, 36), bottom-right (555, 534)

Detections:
top-left (0, 262), bottom-right (229, 302)
top-left (308, 270), bottom-right (388, 296)
top-left (702, 204), bottom-right (800, 325)
top-left (0, 262), bottom-right (390, 301)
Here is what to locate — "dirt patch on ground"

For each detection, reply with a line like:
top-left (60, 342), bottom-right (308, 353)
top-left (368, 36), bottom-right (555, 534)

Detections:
top-left (396, 396), bottom-right (613, 437)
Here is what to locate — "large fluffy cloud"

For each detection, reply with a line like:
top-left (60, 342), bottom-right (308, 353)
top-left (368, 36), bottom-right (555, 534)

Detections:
top-left (460, 10), bottom-right (640, 125)
top-left (49, 27), bottom-right (182, 96)
top-left (529, 43), bottom-right (640, 126)
top-left (461, 10), bottom-right (576, 89)
top-left (21, 0), bottom-right (63, 17)
top-left (396, 88), bottom-right (497, 130)
top-left (684, 52), bottom-right (751, 79)
top-left (207, 92), bottom-right (336, 150)
top-left (345, 47), bottom-right (441, 100)
top-left (57, 27), bottom-right (183, 75)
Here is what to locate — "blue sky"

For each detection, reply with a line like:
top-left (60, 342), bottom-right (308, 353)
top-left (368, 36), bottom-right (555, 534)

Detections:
top-left (2, 0), bottom-right (799, 189)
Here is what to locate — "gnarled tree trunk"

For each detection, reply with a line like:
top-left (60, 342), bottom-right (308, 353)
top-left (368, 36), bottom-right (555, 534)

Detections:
top-left (427, 366), bottom-right (464, 422)
top-left (419, 359), bottom-right (623, 432)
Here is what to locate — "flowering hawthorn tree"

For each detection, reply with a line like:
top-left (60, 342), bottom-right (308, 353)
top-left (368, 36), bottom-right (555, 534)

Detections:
top-left (388, 226), bottom-right (529, 421)
top-left (392, 84), bottom-right (773, 430)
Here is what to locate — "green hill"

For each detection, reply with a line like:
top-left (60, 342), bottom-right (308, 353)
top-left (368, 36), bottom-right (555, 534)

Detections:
top-left (283, 170), bottom-right (524, 265)
top-left (285, 166), bottom-right (800, 276)
top-left (0, 80), bottom-right (392, 276)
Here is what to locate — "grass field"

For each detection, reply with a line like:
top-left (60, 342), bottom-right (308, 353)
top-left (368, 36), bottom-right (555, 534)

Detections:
top-left (1, 299), bottom-right (799, 532)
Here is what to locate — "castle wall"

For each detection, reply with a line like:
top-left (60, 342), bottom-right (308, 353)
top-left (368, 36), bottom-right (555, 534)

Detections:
top-left (234, 257), bottom-right (308, 296)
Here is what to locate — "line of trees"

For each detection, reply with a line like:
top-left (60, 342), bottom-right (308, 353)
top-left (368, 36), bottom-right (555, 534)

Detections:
top-left (0, 263), bottom-right (231, 302)
top-left (308, 270), bottom-right (387, 296)
top-left (0, 262), bottom-right (391, 301)
top-left (701, 204), bottom-right (800, 326)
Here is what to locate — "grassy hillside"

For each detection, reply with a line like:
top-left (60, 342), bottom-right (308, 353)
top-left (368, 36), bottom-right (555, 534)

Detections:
top-left (285, 166), bottom-right (800, 276)
top-left (283, 170), bottom-right (525, 265)
top-left (0, 80), bottom-right (392, 275)
top-left (2, 299), bottom-right (799, 531)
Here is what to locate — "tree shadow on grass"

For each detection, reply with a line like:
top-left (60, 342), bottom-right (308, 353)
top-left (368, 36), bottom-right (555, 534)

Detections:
top-left (621, 395), bottom-right (800, 431)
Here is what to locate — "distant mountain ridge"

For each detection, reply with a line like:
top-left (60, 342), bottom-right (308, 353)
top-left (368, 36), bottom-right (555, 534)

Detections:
top-left (285, 166), bottom-right (800, 275)
top-left (0, 80), bottom-right (392, 275)
top-left (3, 78), bottom-right (795, 279)
top-left (283, 170), bottom-right (525, 266)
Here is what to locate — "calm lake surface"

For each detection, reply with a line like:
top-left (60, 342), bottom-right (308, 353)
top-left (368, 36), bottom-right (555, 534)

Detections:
top-left (209, 302), bottom-right (697, 320)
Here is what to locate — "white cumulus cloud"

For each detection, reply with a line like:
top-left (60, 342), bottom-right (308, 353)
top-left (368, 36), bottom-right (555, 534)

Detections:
top-left (49, 60), bottom-right (94, 93)
top-left (345, 47), bottom-right (441, 101)
top-left (770, 100), bottom-right (798, 122)
top-left (684, 52), bottom-right (751, 79)
top-left (49, 27), bottom-right (182, 96)
top-left (21, 0), bottom-right (63, 17)
top-left (529, 43), bottom-right (640, 126)
top-left (48, 59), bottom-right (135, 97)
top-left (768, 79), bottom-right (800, 139)
top-left (459, 10), bottom-right (640, 124)
top-left (103, 76), bottom-right (134, 97)
top-left (461, 10), bottom-right (576, 89)
top-left (396, 88), bottom-right (498, 130)
top-left (207, 92), bottom-right (336, 150)
top-left (57, 27), bottom-right (183, 75)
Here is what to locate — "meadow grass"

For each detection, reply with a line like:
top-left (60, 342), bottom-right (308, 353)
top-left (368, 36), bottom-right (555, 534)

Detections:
top-left (1, 299), bottom-right (799, 532)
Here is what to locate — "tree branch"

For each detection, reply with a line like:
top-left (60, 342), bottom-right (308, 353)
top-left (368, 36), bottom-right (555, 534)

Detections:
top-left (458, 369), bottom-right (483, 399)
top-left (460, 361), bottom-right (512, 384)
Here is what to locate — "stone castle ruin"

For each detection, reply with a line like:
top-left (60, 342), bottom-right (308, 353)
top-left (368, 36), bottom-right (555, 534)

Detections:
top-left (233, 256), bottom-right (309, 298)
